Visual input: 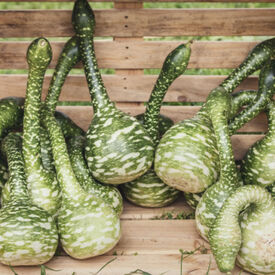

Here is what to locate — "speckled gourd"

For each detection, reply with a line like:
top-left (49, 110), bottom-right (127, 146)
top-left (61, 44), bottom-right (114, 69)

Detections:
top-left (121, 43), bottom-right (192, 207)
top-left (0, 133), bottom-right (58, 266)
top-left (42, 105), bottom-right (121, 259)
top-left (72, 0), bottom-right (154, 184)
top-left (42, 35), bottom-right (123, 215)
top-left (67, 135), bottom-right (123, 215)
top-left (241, 101), bottom-right (275, 188)
top-left (22, 38), bottom-right (61, 216)
top-left (155, 38), bottom-right (275, 194)
top-left (196, 59), bottom-right (275, 240)
top-left (183, 89), bottom-right (258, 209)
top-left (209, 185), bottom-right (275, 274)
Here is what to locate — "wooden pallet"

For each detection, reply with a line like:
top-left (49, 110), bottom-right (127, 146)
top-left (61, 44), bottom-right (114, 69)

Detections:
top-left (0, 0), bottom-right (275, 274)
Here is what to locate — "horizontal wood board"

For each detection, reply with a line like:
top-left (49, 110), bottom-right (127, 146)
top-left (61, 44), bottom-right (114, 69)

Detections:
top-left (1, 0), bottom-right (275, 2)
top-left (0, 9), bottom-right (275, 37)
top-left (0, 41), bottom-right (262, 69)
top-left (0, 74), bottom-right (259, 102)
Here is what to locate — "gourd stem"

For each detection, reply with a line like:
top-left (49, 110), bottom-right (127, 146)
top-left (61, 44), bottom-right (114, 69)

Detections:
top-left (72, 0), bottom-right (114, 114)
top-left (229, 59), bottom-right (275, 135)
top-left (209, 185), bottom-right (274, 272)
top-left (43, 109), bottom-right (85, 201)
top-left (2, 133), bottom-right (29, 201)
top-left (45, 36), bottom-right (80, 115)
top-left (221, 38), bottom-right (275, 93)
top-left (143, 42), bottom-right (192, 145)
top-left (23, 66), bottom-right (45, 172)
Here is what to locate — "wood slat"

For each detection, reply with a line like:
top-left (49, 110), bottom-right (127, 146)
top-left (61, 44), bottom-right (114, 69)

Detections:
top-left (0, 254), bottom-right (248, 275)
top-left (0, 41), bottom-right (261, 69)
top-left (0, 9), bottom-right (274, 37)
top-left (121, 198), bottom-right (193, 220)
top-left (56, 105), bottom-right (268, 132)
top-left (0, 74), bottom-right (259, 102)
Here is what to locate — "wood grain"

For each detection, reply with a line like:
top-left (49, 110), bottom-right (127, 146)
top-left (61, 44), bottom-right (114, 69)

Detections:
top-left (0, 254), bottom-right (248, 275)
top-left (0, 9), bottom-right (274, 37)
top-left (0, 74), bottom-right (259, 102)
top-left (56, 105), bottom-right (268, 133)
top-left (0, 40), bottom-right (261, 69)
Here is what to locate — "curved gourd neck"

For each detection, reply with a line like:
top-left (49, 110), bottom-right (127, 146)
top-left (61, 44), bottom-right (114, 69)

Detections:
top-left (267, 100), bottom-right (275, 135)
top-left (23, 39), bottom-right (51, 173)
top-left (43, 109), bottom-right (85, 202)
top-left (72, 0), bottom-right (114, 115)
top-left (220, 38), bottom-right (275, 93)
top-left (229, 59), bottom-right (275, 135)
top-left (143, 42), bottom-right (192, 145)
top-left (206, 87), bottom-right (239, 186)
top-left (209, 185), bottom-right (274, 272)
top-left (45, 36), bottom-right (80, 115)
top-left (2, 133), bottom-right (29, 202)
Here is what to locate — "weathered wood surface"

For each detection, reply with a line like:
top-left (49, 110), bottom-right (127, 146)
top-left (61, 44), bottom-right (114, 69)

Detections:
top-left (56, 105), bottom-right (268, 133)
top-left (0, 41), bottom-right (262, 69)
top-left (0, 254), bottom-right (249, 275)
top-left (0, 74), bottom-right (259, 102)
top-left (0, 9), bottom-right (274, 37)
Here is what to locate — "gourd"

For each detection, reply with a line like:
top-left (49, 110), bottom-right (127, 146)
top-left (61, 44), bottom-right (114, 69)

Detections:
top-left (241, 100), bottom-right (275, 188)
top-left (195, 59), bottom-right (275, 240)
top-left (67, 135), bottom-right (123, 215)
top-left (42, 94), bottom-right (121, 260)
top-left (0, 159), bottom-right (8, 191)
top-left (209, 185), bottom-right (275, 274)
top-left (22, 38), bottom-right (61, 216)
top-left (0, 97), bottom-right (24, 138)
top-left (72, 0), bottom-right (154, 184)
top-left (183, 89), bottom-right (258, 209)
top-left (121, 42), bottom-right (192, 207)
top-left (0, 133), bottom-right (58, 266)
top-left (43, 35), bottom-right (123, 215)
top-left (155, 38), bottom-right (275, 194)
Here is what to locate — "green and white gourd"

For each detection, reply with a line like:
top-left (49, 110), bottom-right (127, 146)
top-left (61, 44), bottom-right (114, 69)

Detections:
top-left (196, 59), bottom-right (275, 240)
top-left (121, 43), bottom-right (192, 207)
top-left (155, 38), bottom-right (275, 194)
top-left (42, 35), bottom-right (123, 215)
top-left (42, 102), bottom-right (121, 259)
top-left (22, 38), bottom-right (61, 216)
top-left (241, 102), bottom-right (275, 188)
top-left (72, 0), bottom-right (154, 184)
top-left (67, 135), bottom-right (123, 215)
top-left (0, 97), bottom-right (24, 138)
top-left (0, 132), bottom-right (58, 266)
top-left (183, 89), bottom-right (258, 209)
top-left (209, 185), bottom-right (275, 274)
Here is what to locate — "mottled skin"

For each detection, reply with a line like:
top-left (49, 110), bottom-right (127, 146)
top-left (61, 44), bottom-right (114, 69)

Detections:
top-left (195, 88), bottom-right (240, 240)
top-left (121, 43), bottom-right (192, 207)
top-left (183, 90), bottom-right (258, 209)
top-left (67, 135), bottom-right (123, 215)
top-left (0, 97), bottom-right (24, 138)
top-left (209, 185), bottom-right (275, 274)
top-left (135, 113), bottom-right (174, 139)
top-left (0, 133), bottom-right (58, 266)
top-left (0, 159), bottom-right (8, 190)
top-left (241, 100), bottom-right (275, 188)
top-left (72, 0), bottom-right (154, 184)
top-left (42, 106), bottom-right (121, 259)
top-left (155, 38), bottom-right (275, 194)
top-left (22, 38), bottom-right (61, 216)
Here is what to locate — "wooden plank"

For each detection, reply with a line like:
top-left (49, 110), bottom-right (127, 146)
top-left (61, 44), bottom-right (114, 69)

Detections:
top-left (0, 40), bottom-right (261, 69)
top-left (0, 74), bottom-right (259, 102)
top-left (56, 105), bottom-right (268, 133)
top-left (121, 198), bottom-right (193, 220)
top-left (0, 9), bottom-right (274, 37)
top-left (0, 254), bottom-right (248, 275)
